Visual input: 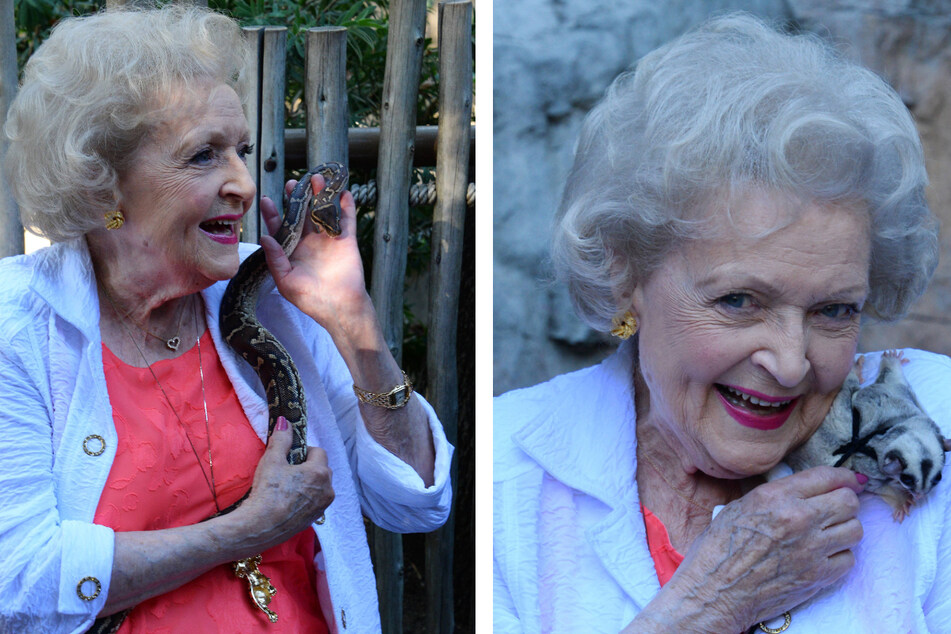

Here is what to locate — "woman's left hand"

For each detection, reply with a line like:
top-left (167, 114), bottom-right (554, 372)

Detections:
top-left (259, 173), bottom-right (371, 335)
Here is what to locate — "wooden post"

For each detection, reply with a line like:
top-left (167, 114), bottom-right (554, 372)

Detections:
top-left (371, 0), bottom-right (427, 361)
top-left (425, 2), bottom-right (472, 632)
top-left (241, 27), bottom-right (286, 244)
top-left (0, 0), bottom-right (23, 257)
top-left (259, 27), bottom-right (287, 233)
top-left (306, 27), bottom-right (348, 167)
top-left (369, 0), bottom-right (428, 631)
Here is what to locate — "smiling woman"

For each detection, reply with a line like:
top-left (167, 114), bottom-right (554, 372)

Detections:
top-left (632, 191), bottom-right (871, 481)
top-left (0, 6), bottom-right (451, 633)
top-left (494, 13), bottom-right (951, 634)
top-left (90, 82), bottom-right (256, 296)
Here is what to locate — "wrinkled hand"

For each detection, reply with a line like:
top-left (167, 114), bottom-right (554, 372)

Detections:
top-left (259, 173), bottom-right (370, 335)
top-left (235, 419), bottom-right (334, 552)
top-left (663, 466), bottom-right (864, 632)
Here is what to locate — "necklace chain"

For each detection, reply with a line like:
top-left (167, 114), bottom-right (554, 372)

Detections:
top-left (103, 289), bottom-right (189, 351)
top-left (103, 291), bottom-right (221, 513)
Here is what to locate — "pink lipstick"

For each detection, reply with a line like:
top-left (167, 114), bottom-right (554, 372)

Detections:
top-left (199, 214), bottom-right (242, 244)
top-left (715, 384), bottom-right (799, 431)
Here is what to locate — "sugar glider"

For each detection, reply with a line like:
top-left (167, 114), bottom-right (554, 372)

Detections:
top-left (786, 350), bottom-right (951, 521)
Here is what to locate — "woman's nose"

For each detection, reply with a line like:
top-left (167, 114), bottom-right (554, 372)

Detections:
top-left (750, 320), bottom-right (811, 388)
top-left (222, 151), bottom-right (256, 202)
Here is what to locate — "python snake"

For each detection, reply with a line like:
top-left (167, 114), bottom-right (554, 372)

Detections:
top-left (219, 161), bottom-right (348, 471)
top-left (88, 163), bottom-right (348, 634)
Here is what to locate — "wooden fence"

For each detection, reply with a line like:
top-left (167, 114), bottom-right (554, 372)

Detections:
top-left (0, 0), bottom-right (474, 631)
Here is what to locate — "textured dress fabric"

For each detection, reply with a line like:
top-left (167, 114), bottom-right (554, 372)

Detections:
top-left (639, 505), bottom-right (683, 587)
top-left (0, 239), bottom-right (454, 634)
top-left (98, 332), bottom-right (328, 633)
top-left (494, 339), bottom-right (951, 633)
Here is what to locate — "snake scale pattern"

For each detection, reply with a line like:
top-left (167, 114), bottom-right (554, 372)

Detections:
top-left (220, 161), bottom-right (348, 467)
top-left (89, 163), bottom-right (348, 633)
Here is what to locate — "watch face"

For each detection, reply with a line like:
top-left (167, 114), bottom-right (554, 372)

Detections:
top-left (388, 386), bottom-right (408, 407)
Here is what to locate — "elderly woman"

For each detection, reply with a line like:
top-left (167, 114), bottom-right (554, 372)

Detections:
top-left (494, 14), bottom-right (950, 633)
top-left (0, 6), bottom-right (451, 633)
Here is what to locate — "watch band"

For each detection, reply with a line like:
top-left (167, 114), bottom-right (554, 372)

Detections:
top-left (353, 371), bottom-right (414, 409)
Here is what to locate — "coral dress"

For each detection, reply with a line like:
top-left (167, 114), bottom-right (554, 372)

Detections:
top-left (640, 505), bottom-right (684, 587)
top-left (96, 331), bottom-right (328, 633)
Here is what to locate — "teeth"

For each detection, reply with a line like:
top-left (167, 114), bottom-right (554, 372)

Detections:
top-left (203, 220), bottom-right (234, 234)
top-left (724, 386), bottom-right (792, 408)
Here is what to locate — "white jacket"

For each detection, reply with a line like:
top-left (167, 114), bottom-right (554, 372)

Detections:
top-left (494, 340), bottom-right (951, 632)
top-left (0, 240), bottom-right (453, 634)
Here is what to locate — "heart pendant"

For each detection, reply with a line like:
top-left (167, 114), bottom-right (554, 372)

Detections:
top-left (166, 336), bottom-right (181, 351)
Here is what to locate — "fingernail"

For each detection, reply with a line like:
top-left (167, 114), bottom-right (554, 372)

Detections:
top-left (276, 416), bottom-right (288, 431)
top-left (855, 472), bottom-right (868, 485)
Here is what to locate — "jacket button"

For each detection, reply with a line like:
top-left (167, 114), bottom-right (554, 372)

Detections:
top-left (77, 576), bottom-right (101, 601)
top-left (82, 435), bottom-right (105, 456)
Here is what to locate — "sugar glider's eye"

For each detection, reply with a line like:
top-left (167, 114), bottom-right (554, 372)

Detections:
top-left (900, 474), bottom-right (916, 488)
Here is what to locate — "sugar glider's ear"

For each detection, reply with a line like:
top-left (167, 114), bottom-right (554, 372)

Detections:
top-left (882, 451), bottom-right (905, 476)
top-left (942, 437), bottom-right (951, 453)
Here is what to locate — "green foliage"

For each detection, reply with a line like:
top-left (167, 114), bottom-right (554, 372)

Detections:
top-left (14, 0), bottom-right (104, 72)
top-left (15, 0), bottom-right (441, 129)
top-left (209, 0), bottom-right (440, 128)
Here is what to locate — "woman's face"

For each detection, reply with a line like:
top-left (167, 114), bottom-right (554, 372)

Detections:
top-left (114, 82), bottom-right (255, 287)
top-left (632, 189), bottom-right (871, 478)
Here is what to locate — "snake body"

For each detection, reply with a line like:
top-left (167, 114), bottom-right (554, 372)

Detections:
top-left (219, 162), bottom-right (348, 468)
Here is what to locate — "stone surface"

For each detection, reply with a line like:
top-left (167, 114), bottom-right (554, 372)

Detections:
top-left (493, 0), bottom-right (951, 394)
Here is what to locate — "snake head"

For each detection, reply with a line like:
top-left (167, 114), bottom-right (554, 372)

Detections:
top-left (309, 196), bottom-right (341, 236)
top-left (308, 162), bottom-right (347, 237)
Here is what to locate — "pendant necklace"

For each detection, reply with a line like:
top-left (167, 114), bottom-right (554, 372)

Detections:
top-left (105, 289), bottom-right (189, 351)
top-left (104, 290), bottom-right (281, 621)
top-left (104, 291), bottom-right (220, 512)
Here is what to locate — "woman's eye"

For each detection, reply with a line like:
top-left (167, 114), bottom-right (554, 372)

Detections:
top-left (718, 293), bottom-right (753, 309)
top-left (818, 303), bottom-right (858, 319)
top-left (238, 143), bottom-right (255, 161)
top-left (191, 148), bottom-right (214, 164)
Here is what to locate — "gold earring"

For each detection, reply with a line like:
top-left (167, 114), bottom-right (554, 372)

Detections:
top-left (610, 310), bottom-right (638, 340)
top-left (104, 209), bottom-right (125, 230)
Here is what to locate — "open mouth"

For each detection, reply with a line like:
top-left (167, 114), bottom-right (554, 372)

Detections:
top-left (199, 218), bottom-right (240, 244)
top-left (715, 384), bottom-right (798, 430)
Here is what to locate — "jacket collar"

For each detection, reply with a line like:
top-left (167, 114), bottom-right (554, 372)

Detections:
top-left (513, 340), bottom-right (663, 610)
top-left (26, 239), bottom-right (249, 339)
top-left (513, 339), bottom-right (639, 510)
top-left (28, 239), bottom-right (101, 339)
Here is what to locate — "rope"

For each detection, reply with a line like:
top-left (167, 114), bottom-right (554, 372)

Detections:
top-left (349, 181), bottom-right (475, 209)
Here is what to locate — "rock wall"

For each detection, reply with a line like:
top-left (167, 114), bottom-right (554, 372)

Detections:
top-left (493, 0), bottom-right (951, 394)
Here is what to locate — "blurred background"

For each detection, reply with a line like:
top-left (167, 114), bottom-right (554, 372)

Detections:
top-left (493, 0), bottom-right (951, 394)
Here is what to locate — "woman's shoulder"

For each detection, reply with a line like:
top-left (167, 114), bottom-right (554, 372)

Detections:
top-left (0, 246), bottom-right (62, 339)
top-left (494, 345), bottom-right (635, 481)
top-left (0, 253), bottom-right (34, 299)
top-left (494, 363), bottom-right (602, 425)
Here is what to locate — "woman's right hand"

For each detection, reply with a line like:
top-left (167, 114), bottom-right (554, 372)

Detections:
top-left (630, 466), bottom-right (864, 633)
top-left (104, 420), bottom-right (335, 616)
top-left (226, 418), bottom-right (335, 553)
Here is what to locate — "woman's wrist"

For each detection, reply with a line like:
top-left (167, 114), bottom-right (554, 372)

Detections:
top-left (313, 295), bottom-right (382, 366)
top-left (623, 578), bottom-right (739, 634)
top-left (209, 497), bottom-right (305, 559)
top-left (321, 300), bottom-right (404, 392)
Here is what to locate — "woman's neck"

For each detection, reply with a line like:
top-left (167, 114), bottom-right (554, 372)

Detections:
top-left (633, 365), bottom-right (750, 551)
top-left (89, 236), bottom-right (206, 366)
